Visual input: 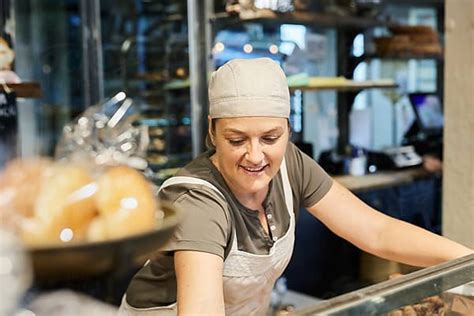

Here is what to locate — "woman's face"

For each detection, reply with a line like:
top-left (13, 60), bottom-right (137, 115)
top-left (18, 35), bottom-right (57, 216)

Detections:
top-left (210, 117), bottom-right (289, 197)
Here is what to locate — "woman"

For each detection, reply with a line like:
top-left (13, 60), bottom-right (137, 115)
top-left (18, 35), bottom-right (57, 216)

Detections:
top-left (119, 58), bottom-right (472, 316)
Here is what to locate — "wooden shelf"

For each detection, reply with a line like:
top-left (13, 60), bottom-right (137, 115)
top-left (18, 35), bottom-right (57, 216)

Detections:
top-left (163, 79), bottom-right (190, 90)
top-left (162, 79), bottom-right (397, 93)
top-left (289, 80), bottom-right (398, 92)
top-left (129, 72), bottom-right (168, 82)
top-left (355, 53), bottom-right (444, 61)
top-left (135, 117), bottom-right (191, 128)
top-left (334, 167), bottom-right (435, 192)
top-left (211, 10), bottom-right (395, 29)
top-left (0, 82), bottom-right (42, 98)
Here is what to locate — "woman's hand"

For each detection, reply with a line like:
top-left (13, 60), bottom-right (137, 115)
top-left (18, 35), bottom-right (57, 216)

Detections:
top-left (175, 250), bottom-right (225, 315)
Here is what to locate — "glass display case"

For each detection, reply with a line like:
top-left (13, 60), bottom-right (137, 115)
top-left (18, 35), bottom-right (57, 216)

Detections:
top-left (100, 0), bottom-right (193, 184)
top-left (290, 254), bottom-right (474, 315)
top-left (8, 0), bottom-right (193, 182)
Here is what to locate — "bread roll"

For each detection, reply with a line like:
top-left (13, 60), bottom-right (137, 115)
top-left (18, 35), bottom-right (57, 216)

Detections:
top-left (7, 161), bottom-right (158, 245)
top-left (19, 217), bottom-right (64, 246)
top-left (95, 166), bottom-right (157, 239)
top-left (86, 217), bottom-right (108, 242)
top-left (20, 212), bottom-right (90, 246)
top-left (33, 164), bottom-right (97, 242)
top-left (389, 25), bottom-right (436, 35)
top-left (0, 158), bottom-right (52, 218)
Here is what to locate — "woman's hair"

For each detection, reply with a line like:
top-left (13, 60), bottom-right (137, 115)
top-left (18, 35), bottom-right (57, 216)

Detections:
top-left (205, 119), bottom-right (218, 150)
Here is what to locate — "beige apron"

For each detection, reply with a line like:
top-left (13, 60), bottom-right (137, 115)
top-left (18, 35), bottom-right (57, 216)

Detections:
top-left (118, 159), bottom-right (294, 316)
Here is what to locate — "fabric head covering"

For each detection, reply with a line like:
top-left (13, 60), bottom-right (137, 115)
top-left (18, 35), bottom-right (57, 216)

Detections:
top-left (208, 58), bottom-right (290, 119)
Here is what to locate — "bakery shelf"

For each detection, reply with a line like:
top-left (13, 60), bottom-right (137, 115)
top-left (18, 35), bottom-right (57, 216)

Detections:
top-left (289, 80), bottom-right (398, 92)
top-left (163, 78), bottom-right (190, 90)
top-left (0, 82), bottom-right (42, 98)
top-left (134, 117), bottom-right (192, 128)
top-left (354, 53), bottom-right (444, 61)
top-left (211, 10), bottom-right (395, 29)
top-left (147, 152), bottom-right (193, 169)
top-left (128, 72), bottom-right (169, 83)
top-left (333, 167), bottom-right (432, 192)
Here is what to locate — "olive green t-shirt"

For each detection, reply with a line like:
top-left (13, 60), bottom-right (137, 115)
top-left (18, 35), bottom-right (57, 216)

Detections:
top-left (125, 142), bottom-right (333, 308)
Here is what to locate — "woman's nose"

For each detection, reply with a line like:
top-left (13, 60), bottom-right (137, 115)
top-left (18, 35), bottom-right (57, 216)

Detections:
top-left (245, 141), bottom-right (264, 164)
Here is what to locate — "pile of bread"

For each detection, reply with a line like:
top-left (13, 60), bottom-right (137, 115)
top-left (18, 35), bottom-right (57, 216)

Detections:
top-left (0, 158), bottom-right (159, 247)
top-left (387, 293), bottom-right (474, 316)
top-left (374, 25), bottom-right (442, 57)
top-left (387, 295), bottom-right (444, 316)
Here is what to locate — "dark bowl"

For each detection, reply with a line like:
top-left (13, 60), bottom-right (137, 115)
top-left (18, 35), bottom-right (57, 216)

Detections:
top-left (28, 203), bottom-right (180, 282)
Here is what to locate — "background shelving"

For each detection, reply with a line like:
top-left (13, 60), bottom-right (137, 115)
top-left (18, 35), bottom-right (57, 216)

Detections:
top-left (0, 82), bottom-right (42, 98)
top-left (211, 9), bottom-right (396, 29)
top-left (289, 80), bottom-right (398, 92)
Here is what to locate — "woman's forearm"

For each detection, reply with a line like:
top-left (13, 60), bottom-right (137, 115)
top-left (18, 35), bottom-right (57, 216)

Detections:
top-left (308, 181), bottom-right (473, 268)
top-left (374, 217), bottom-right (473, 267)
top-left (175, 251), bottom-right (225, 315)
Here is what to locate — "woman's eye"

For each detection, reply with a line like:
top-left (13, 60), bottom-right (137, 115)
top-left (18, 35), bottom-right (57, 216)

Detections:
top-left (228, 139), bottom-right (245, 146)
top-left (262, 136), bottom-right (279, 144)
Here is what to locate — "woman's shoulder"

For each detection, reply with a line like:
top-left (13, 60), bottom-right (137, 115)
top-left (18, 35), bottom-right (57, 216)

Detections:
top-left (284, 141), bottom-right (310, 170)
top-left (159, 151), bottom-right (230, 218)
top-left (158, 175), bottom-right (232, 247)
top-left (159, 177), bottom-right (228, 213)
top-left (177, 149), bottom-right (215, 178)
top-left (284, 141), bottom-right (333, 207)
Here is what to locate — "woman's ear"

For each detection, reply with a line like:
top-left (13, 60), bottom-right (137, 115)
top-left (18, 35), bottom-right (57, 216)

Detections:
top-left (208, 134), bottom-right (215, 146)
top-left (208, 115), bottom-right (216, 146)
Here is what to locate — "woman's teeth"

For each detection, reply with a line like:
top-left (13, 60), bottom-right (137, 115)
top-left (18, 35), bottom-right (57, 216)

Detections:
top-left (241, 165), bottom-right (266, 172)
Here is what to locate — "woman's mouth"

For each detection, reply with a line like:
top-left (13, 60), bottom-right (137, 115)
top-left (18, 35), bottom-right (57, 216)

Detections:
top-left (239, 164), bottom-right (268, 176)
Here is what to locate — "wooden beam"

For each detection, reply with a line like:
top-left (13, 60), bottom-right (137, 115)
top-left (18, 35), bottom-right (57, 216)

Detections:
top-left (443, 0), bottom-right (474, 248)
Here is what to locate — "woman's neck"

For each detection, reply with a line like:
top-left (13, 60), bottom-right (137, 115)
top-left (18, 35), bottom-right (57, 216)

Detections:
top-left (233, 188), bottom-right (268, 211)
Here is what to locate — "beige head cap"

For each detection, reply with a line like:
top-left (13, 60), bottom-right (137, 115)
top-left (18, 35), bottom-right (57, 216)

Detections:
top-left (208, 58), bottom-right (290, 119)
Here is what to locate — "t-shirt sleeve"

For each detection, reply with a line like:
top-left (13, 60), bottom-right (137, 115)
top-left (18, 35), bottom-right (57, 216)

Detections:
top-left (158, 185), bottom-right (230, 259)
top-left (286, 142), bottom-right (333, 208)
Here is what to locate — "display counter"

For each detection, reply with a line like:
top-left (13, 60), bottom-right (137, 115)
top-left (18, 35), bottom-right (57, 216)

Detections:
top-left (333, 167), bottom-right (435, 193)
top-left (290, 254), bottom-right (474, 315)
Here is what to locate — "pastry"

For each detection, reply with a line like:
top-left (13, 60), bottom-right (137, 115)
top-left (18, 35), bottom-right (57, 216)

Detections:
top-left (0, 158), bottom-right (52, 218)
top-left (33, 164), bottom-right (98, 242)
top-left (95, 166), bottom-right (158, 238)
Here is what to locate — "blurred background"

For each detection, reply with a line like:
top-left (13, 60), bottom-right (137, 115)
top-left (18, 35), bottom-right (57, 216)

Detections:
top-left (1, 0), bottom-right (473, 314)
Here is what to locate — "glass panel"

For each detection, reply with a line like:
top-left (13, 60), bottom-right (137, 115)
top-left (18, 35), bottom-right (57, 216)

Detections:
top-left (291, 254), bottom-right (474, 315)
top-left (13, 0), bottom-right (84, 156)
top-left (9, 0), bottom-right (193, 182)
top-left (99, 0), bottom-right (192, 183)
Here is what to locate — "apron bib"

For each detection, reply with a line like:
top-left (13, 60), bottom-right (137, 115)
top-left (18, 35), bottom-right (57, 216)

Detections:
top-left (119, 159), bottom-right (294, 316)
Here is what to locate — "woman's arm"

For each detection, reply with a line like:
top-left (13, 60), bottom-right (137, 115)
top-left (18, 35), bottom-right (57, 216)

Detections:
top-left (307, 181), bottom-right (473, 267)
top-left (174, 250), bottom-right (225, 315)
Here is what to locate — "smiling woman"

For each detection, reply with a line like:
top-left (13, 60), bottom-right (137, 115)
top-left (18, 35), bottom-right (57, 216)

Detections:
top-left (118, 58), bottom-right (472, 316)
top-left (210, 117), bottom-right (289, 201)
